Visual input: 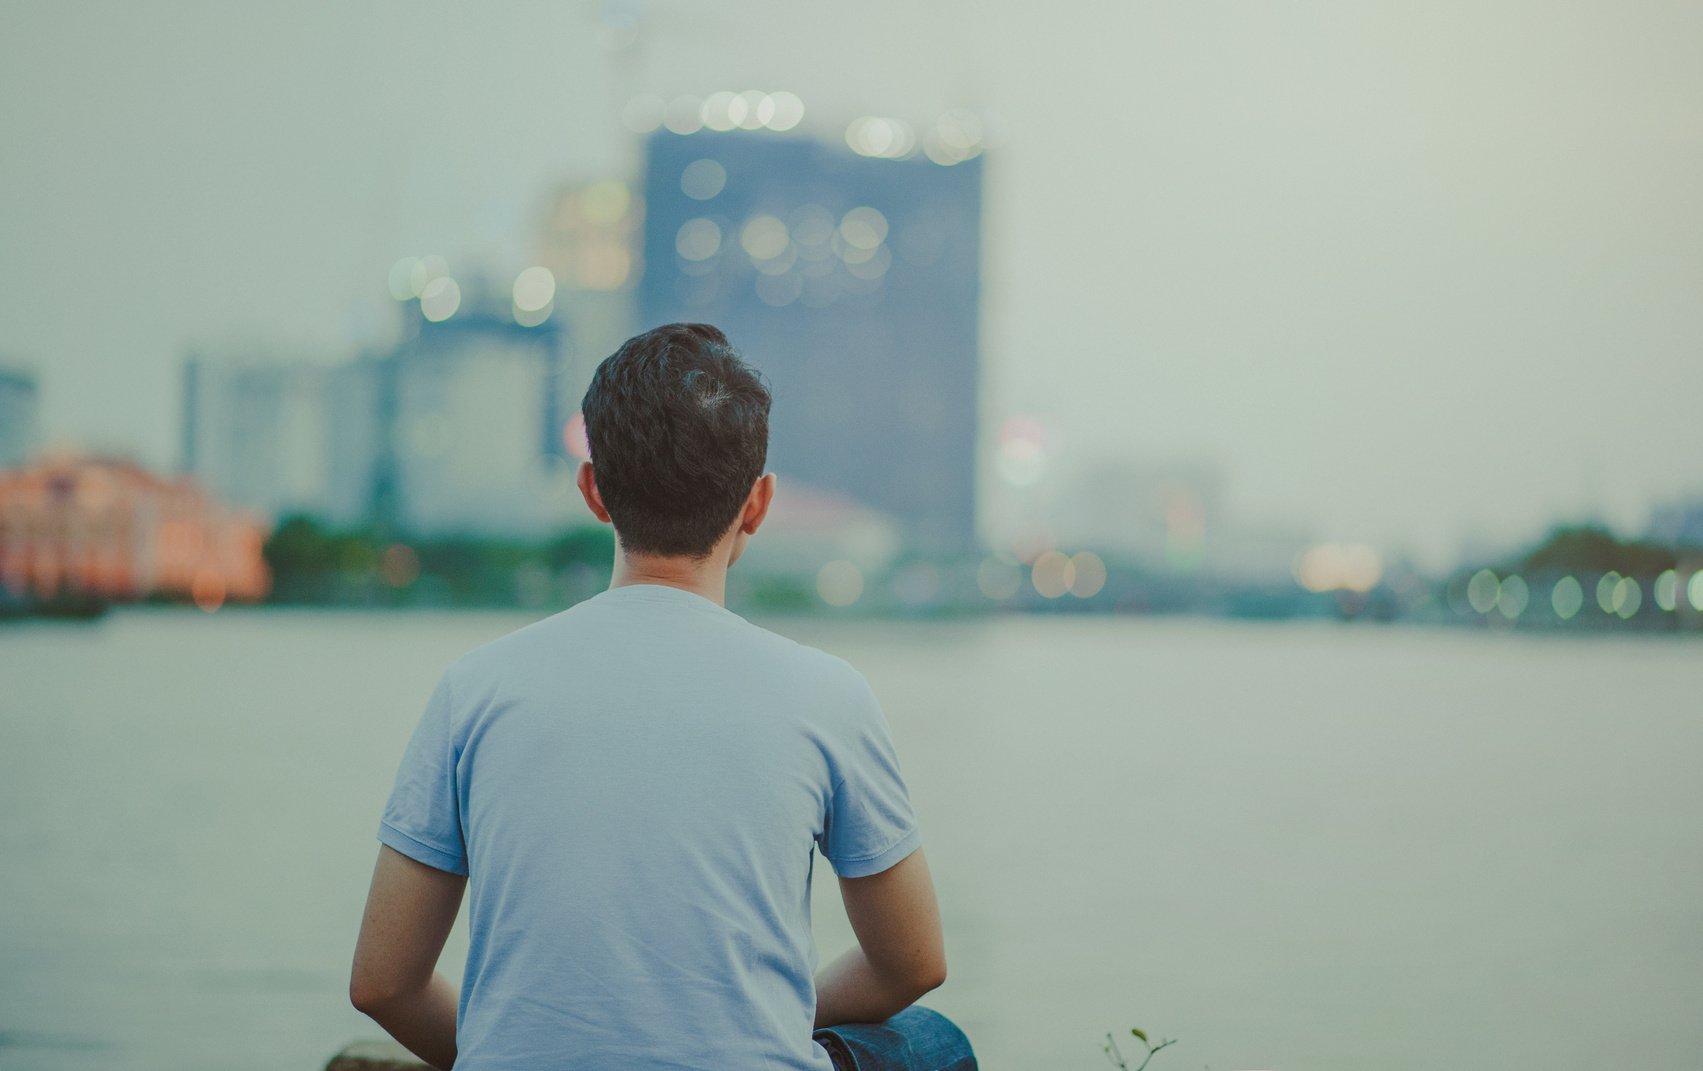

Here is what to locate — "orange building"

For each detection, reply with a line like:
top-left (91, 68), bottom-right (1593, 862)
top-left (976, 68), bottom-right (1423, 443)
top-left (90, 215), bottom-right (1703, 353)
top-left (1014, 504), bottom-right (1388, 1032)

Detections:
top-left (0, 453), bottom-right (271, 611)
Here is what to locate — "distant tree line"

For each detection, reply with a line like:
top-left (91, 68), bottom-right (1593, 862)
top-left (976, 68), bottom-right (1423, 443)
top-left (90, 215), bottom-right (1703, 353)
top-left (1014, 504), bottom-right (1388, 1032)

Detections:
top-left (262, 514), bottom-right (616, 608)
top-left (1513, 524), bottom-right (1684, 576)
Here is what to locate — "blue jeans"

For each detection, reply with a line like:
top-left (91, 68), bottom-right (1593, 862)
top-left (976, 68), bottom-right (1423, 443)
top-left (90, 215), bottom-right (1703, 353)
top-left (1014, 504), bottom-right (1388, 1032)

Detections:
top-left (812, 1005), bottom-right (977, 1071)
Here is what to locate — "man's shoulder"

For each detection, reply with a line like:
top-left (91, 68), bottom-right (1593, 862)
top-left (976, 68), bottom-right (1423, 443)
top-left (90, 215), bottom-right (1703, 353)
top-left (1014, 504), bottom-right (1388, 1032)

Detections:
top-left (732, 625), bottom-right (888, 733)
top-left (736, 619), bottom-right (870, 688)
top-left (439, 610), bottom-right (563, 676)
top-left (422, 608), bottom-right (587, 709)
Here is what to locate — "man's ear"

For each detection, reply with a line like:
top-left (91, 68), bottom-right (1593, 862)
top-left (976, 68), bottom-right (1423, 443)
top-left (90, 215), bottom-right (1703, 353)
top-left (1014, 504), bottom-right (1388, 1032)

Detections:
top-left (577, 462), bottom-right (612, 524)
top-left (740, 472), bottom-right (776, 535)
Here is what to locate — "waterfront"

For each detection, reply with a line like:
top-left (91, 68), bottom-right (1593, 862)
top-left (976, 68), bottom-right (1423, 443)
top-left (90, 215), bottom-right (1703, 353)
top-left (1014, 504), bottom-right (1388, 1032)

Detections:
top-left (1, 608), bottom-right (1699, 1070)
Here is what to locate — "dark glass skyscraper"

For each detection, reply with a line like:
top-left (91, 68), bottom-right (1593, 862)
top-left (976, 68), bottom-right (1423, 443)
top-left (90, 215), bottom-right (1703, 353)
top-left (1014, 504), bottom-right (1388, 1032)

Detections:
top-left (639, 130), bottom-right (982, 553)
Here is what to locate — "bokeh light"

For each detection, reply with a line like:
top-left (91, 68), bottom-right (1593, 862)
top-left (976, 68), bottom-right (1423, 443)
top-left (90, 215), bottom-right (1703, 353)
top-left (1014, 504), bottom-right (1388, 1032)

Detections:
top-left (923, 108), bottom-right (987, 166)
top-left (734, 90), bottom-right (767, 131)
top-left (756, 246), bottom-right (798, 277)
top-left (1612, 576), bottom-right (1642, 619)
top-left (512, 266), bottom-right (556, 312)
top-left (580, 246), bottom-right (631, 290)
top-left (418, 277), bottom-right (460, 322)
top-left (1030, 550), bottom-right (1074, 598)
top-left (1691, 570), bottom-right (1703, 612)
top-left (758, 91), bottom-right (804, 131)
top-left (838, 207), bottom-right (888, 250)
top-left (387, 257), bottom-right (423, 300)
top-left (676, 218), bottom-right (722, 261)
top-left (1653, 569), bottom-right (1678, 611)
top-left (419, 255), bottom-right (448, 284)
top-left (816, 559), bottom-right (863, 607)
top-left (995, 415), bottom-right (1047, 488)
top-left (845, 116), bottom-right (916, 159)
top-left (580, 181), bottom-right (630, 225)
top-left (1068, 551), bottom-right (1106, 598)
top-left (1596, 572), bottom-right (1620, 613)
top-left (513, 300), bottom-right (553, 327)
top-left (681, 158), bottom-right (727, 200)
top-left (1465, 569), bottom-right (1499, 614)
top-left (995, 439), bottom-right (1043, 487)
top-left (562, 413), bottom-right (590, 460)
top-left (845, 246), bottom-right (892, 281)
top-left (791, 205), bottom-right (836, 253)
top-left (663, 95), bottom-right (703, 135)
top-left (1550, 575), bottom-right (1584, 620)
top-left (740, 215), bottom-right (790, 261)
top-left (190, 569), bottom-right (225, 613)
top-left (695, 89), bottom-right (803, 132)
top-left (382, 544), bottom-right (420, 588)
top-left (1164, 494), bottom-right (1207, 572)
top-left (700, 90), bottom-right (741, 132)
top-left (1496, 574), bottom-right (1529, 619)
top-left (1294, 544), bottom-right (1384, 594)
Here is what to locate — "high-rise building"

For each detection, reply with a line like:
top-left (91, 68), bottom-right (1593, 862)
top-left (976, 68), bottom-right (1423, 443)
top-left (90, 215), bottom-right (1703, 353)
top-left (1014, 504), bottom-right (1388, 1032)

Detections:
top-left (0, 363), bottom-right (39, 468)
top-left (638, 130), bottom-right (982, 553)
top-left (181, 354), bottom-right (340, 523)
top-left (321, 355), bottom-right (384, 526)
top-left (375, 302), bottom-right (582, 538)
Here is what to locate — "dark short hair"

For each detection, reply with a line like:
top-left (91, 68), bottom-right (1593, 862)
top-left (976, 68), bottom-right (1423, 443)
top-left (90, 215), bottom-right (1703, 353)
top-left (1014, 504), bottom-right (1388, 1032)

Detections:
top-left (580, 323), bottom-right (771, 559)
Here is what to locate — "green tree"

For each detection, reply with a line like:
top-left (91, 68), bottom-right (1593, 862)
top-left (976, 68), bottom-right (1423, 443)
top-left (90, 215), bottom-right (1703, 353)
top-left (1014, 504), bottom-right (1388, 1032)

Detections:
top-left (1519, 525), bottom-right (1676, 576)
top-left (546, 526), bottom-right (616, 570)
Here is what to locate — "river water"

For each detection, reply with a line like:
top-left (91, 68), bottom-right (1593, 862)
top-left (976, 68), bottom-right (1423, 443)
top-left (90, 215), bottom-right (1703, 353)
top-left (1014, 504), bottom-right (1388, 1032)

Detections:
top-left (1, 607), bottom-right (1699, 1071)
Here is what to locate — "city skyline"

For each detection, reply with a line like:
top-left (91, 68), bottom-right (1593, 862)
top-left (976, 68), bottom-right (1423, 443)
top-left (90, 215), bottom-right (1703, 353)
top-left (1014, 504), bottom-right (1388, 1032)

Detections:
top-left (3, 2), bottom-right (1701, 570)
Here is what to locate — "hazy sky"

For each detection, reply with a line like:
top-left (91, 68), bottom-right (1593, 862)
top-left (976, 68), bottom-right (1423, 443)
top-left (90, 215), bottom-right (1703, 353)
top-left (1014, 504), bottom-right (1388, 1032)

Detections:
top-left (3, 1), bottom-right (1700, 566)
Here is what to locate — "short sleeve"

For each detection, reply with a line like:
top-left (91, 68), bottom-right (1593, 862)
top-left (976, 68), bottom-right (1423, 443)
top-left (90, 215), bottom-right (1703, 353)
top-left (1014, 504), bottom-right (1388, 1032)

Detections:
top-left (817, 675), bottom-right (921, 878)
top-left (377, 670), bottom-right (468, 876)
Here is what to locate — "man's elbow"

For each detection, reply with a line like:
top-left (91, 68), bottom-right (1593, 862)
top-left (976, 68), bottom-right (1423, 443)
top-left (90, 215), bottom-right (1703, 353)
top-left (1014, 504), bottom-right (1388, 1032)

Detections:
top-left (894, 954), bottom-right (947, 1000)
top-left (349, 969), bottom-right (408, 1017)
top-left (917, 956), bottom-right (947, 994)
top-left (349, 976), bottom-right (385, 1016)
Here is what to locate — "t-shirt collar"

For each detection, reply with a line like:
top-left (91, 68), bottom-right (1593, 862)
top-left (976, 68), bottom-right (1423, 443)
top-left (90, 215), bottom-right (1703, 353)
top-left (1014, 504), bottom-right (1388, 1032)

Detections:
top-left (593, 582), bottom-right (737, 617)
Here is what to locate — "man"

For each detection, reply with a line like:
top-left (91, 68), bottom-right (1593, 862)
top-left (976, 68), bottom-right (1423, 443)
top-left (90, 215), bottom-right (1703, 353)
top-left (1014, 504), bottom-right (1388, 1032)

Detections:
top-left (350, 323), bottom-right (976, 1070)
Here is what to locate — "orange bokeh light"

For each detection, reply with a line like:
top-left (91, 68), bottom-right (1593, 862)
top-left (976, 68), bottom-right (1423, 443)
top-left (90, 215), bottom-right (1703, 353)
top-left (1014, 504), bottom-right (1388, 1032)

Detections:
top-left (191, 568), bottom-right (226, 612)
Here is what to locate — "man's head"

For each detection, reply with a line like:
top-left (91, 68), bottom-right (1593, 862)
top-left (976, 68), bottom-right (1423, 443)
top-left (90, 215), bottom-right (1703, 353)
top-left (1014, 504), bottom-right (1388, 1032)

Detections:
top-left (577, 323), bottom-right (772, 561)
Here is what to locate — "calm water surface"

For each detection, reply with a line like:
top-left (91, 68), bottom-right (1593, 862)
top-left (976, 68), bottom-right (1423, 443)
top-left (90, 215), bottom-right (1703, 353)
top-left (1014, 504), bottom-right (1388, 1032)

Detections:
top-left (1, 608), bottom-right (1699, 1071)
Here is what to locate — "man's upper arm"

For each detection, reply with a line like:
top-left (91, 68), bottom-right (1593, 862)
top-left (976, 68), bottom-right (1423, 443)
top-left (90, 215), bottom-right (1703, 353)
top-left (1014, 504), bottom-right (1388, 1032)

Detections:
top-left (379, 669), bottom-right (469, 875)
top-left (817, 667), bottom-right (921, 877)
top-left (351, 844), bottom-right (466, 1004)
top-left (837, 846), bottom-right (947, 989)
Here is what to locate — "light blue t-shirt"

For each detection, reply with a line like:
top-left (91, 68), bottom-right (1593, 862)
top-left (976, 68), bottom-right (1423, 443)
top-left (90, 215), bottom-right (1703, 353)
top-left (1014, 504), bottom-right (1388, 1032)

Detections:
top-left (378, 582), bottom-right (922, 1070)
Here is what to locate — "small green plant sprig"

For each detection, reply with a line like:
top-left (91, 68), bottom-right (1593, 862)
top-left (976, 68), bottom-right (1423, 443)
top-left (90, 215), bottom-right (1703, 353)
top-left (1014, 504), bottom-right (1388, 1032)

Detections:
top-left (1102, 1026), bottom-right (1177, 1071)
